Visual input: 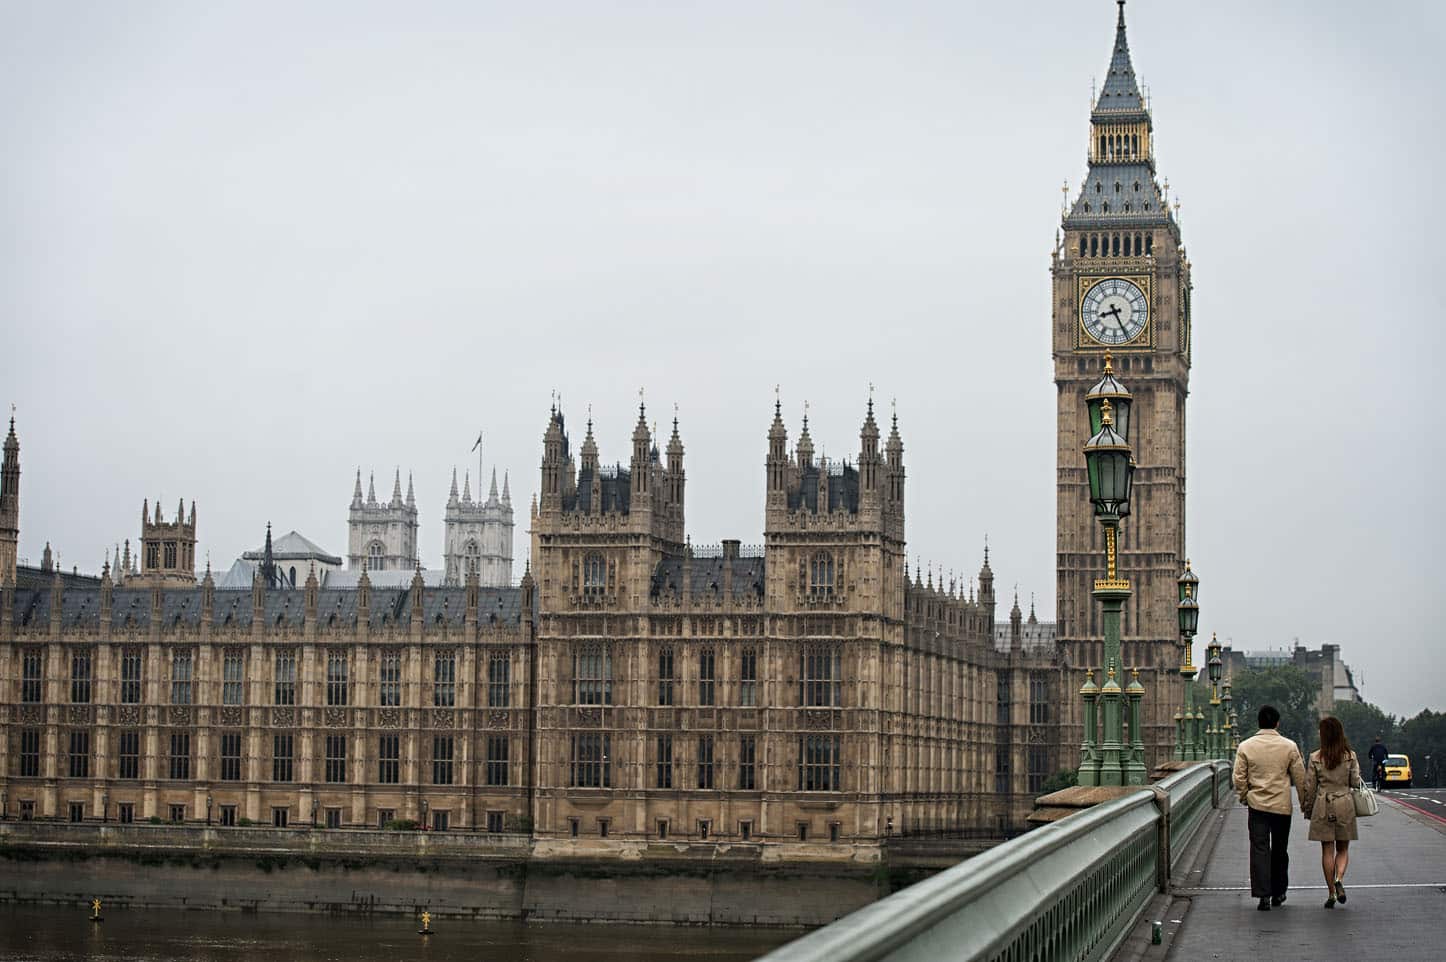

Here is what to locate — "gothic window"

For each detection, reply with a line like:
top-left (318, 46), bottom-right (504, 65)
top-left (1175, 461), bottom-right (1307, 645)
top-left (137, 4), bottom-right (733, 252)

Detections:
top-left (377, 735), bottom-right (400, 784)
top-left (20, 729), bottom-right (41, 777)
top-left (1089, 234), bottom-right (1097, 256)
top-left (431, 736), bottom-right (453, 785)
top-left (170, 648), bottom-right (193, 705)
top-left (69, 730), bottom-right (90, 778)
top-left (582, 552), bottom-right (607, 597)
top-left (1102, 201), bottom-right (1110, 214)
top-left (378, 649), bottom-right (401, 707)
top-left (574, 644), bottom-right (612, 705)
top-left (118, 730), bottom-right (139, 779)
top-left (1133, 181), bottom-right (1141, 192)
top-left (738, 734), bottom-right (757, 790)
top-left (273, 734), bottom-right (294, 782)
top-left (809, 552), bottom-right (835, 596)
top-left (145, 542), bottom-right (160, 570)
top-left (799, 646), bottom-right (841, 707)
top-left (222, 647), bottom-right (244, 706)
top-left (121, 647), bottom-right (142, 704)
top-left (486, 736), bottom-right (509, 786)
top-left (274, 648), bottom-right (297, 705)
top-left (1114, 182), bottom-right (1121, 193)
top-left (220, 732), bottom-right (242, 781)
top-left (325, 734), bottom-right (347, 783)
top-left (326, 649), bottom-right (349, 707)
top-left (997, 675), bottom-right (1011, 725)
top-left (488, 651), bottom-right (510, 707)
top-left (657, 647), bottom-right (675, 706)
top-left (433, 650), bottom-right (456, 707)
top-left (1145, 234), bottom-right (1154, 254)
top-left (995, 748), bottom-right (1010, 795)
top-left (739, 648), bottom-right (757, 707)
top-left (70, 649), bottom-right (92, 704)
top-left (798, 734), bottom-right (841, 791)
top-left (655, 734), bottom-right (673, 788)
top-left (22, 647), bottom-right (43, 703)
top-left (570, 732), bottom-right (611, 788)
top-left (1030, 675), bottom-right (1049, 724)
top-left (465, 540), bottom-right (480, 577)
top-left (697, 647), bottom-right (715, 706)
top-left (288, 566), bottom-right (297, 587)
top-left (1078, 236), bottom-right (1086, 257)
top-left (367, 540), bottom-right (385, 570)
top-left (168, 731), bottom-right (190, 780)
top-left (697, 734), bottom-right (715, 789)
top-left (163, 542), bottom-right (177, 568)
top-left (1094, 182), bottom-right (1101, 194)
top-left (1028, 746), bottom-right (1050, 793)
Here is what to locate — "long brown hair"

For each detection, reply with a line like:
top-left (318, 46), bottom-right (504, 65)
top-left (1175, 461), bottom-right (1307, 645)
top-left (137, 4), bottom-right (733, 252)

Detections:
top-left (1318, 716), bottom-right (1350, 770)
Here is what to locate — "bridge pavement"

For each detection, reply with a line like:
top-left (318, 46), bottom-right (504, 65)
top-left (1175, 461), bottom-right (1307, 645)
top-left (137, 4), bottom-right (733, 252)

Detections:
top-left (1139, 791), bottom-right (1446, 961)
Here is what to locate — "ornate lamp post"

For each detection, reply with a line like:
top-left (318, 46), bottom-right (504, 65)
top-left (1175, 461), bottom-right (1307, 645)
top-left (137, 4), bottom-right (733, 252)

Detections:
top-left (1222, 679), bottom-right (1236, 759)
top-left (1206, 633), bottom-right (1223, 759)
top-left (1176, 562), bottom-right (1200, 761)
top-left (1075, 353), bottom-right (1140, 787)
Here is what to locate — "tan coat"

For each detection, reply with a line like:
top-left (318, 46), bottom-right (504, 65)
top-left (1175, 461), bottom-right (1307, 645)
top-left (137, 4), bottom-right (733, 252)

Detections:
top-left (1232, 728), bottom-right (1306, 815)
top-left (1303, 750), bottom-right (1361, 842)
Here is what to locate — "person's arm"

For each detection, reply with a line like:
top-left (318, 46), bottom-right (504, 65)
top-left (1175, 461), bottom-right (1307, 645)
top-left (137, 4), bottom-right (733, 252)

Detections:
top-left (1301, 757), bottom-right (1317, 818)
top-left (1232, 744), bottom-right (1249, 800)
top-left (1289, 746), bottom-right (1308, 811)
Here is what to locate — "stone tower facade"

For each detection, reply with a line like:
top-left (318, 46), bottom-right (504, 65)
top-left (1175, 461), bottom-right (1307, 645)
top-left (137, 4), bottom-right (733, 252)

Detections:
top-left (1053, 2), bottom-right (1191, 767)
top-left (347, 469), bottom-right (419, 571)
top-left (0, 416), bottom-right (18, 585)
top-left (443, 467), bottom-right (514, 587)
top-left (136, 498), bottom-right (197, 587)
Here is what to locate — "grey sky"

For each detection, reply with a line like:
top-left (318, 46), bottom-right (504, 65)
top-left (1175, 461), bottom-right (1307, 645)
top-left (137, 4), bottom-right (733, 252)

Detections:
top-left (3, 1), bottom-right (1442, 716)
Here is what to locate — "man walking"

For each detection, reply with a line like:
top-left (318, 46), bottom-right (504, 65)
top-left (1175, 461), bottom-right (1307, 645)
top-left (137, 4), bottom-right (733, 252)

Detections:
top-left (1368, 735), bottom-right (1389, 791)
top-left (1232, 705), bottom-right (1306, 911)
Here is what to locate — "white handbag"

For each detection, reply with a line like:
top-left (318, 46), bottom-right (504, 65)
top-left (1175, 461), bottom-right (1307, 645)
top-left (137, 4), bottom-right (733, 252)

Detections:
top-left (1353, 782), bottom-right (1379, 817)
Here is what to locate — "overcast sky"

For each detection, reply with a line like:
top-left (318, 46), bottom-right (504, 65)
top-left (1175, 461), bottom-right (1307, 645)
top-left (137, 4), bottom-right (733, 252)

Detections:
top-left (3, 1), bottom-right (1442, 716)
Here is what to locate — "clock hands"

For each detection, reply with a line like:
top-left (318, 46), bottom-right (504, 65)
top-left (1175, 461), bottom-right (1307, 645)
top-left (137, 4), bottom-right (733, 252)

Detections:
top-left (1099, 303), bottom-right (1124, 325)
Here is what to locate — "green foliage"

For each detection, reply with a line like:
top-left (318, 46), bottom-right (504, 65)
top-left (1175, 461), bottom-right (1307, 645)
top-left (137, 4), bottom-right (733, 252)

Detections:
top-left (383, 818), bottom-right (419, 832)
top-left (1038, 769), bottom-right (1079, 794)
top-left (237, 817), bottom-right (254, 827)
top-left (146, 816), bottom-right (162, 825)
top-left (1328, 700), bottom-right (1397, 757)
top-left (504, 814), bottom-right (533, 834)
top-left (1229, 665), bottom-right (1319, 748)
top-left (1398, 709), bottom-right (1446, 787)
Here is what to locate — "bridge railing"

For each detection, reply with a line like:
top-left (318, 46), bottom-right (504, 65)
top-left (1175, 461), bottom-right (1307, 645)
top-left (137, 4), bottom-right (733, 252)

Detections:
top-left (759, 761), bottom-right (1233, 962)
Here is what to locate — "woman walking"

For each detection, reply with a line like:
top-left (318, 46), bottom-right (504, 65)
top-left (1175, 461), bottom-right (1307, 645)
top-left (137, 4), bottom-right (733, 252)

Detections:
top-left (1302, 716), bottom-right (1361, 909)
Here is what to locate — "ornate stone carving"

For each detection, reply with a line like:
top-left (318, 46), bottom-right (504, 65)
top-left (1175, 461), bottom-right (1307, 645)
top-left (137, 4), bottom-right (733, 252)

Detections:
top-left (68, 705), bottom-right (92, 725)
top-left (219, 706), bottom-right (243, 726)
top-left (20, 705), bottom-right (43, 724)
top-left (271, 707), bottom-right (295, 727)
top-left (325, 707), bottom-right (347, 728)
top-left (804, 709), bottom-right (835, 730)
top-left (486, 710), bottom-right (509, 729)
top-left (116, 705), bottom-right (141, 726)
top-left (432, 709), bottom-right (455, 729)
top-left (169, 706), bottom-right (192, 726)
top-left (377, 708), bottom-right (401, 729)
top-left (576, 708), bottom-right (602, 727)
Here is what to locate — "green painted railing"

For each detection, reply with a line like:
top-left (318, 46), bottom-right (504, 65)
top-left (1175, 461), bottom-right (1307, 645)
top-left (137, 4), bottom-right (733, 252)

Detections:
top-left (759, 762), bottom-right (1232, 962)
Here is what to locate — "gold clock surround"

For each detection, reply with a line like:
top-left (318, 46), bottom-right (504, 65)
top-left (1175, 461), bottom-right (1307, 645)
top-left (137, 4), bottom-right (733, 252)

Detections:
top-left (1076, 273), bottom-right (1153, 350)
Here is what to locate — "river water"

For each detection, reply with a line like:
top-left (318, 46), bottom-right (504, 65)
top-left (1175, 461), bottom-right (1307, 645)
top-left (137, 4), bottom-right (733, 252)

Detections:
top-left (0, 907), bottom-right (795, 961)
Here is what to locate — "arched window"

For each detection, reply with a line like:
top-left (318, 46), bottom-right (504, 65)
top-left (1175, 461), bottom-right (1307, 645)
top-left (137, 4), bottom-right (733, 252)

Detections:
top-left (1078, 237), bottom-right (1086, 257)
top-left (575, 644), bottom-right (612, 705)
top-left (1102, 201), bottom-right (1110, 213)
top-left (1090, 235), bottom-right (1098, 257)
top-left (1114, 182), bottom-right (1122, 194)
top-left (1145, 234), bottom-right (1154, 255)
top-left (288, 566), bottom-right (297, 587)
top-left (583, 552), bottom-right (607, 597)
top-left (464, 540), bottom-right (480, 577)
top-left (809, 552), bottom-right (835, 597)
top-left (367, 541), bottom-right (385, 570)
top-left (1094, 182), bottom-right (1102, 194)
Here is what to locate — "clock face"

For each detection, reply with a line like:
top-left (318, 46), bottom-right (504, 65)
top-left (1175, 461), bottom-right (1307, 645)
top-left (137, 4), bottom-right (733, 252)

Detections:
top-left (1081, 277), bottom-right (1148, 345)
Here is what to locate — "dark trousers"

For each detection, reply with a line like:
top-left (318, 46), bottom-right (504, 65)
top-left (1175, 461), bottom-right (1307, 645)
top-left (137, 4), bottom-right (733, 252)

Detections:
top-left (1247, 808), bottom-right (1292, 899)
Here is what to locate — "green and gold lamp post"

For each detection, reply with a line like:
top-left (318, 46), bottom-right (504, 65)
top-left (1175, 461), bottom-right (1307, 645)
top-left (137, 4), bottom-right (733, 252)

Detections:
top-left (1075, 353), bottom-right (1141, 787)
top-left (1206, 633), bottom-right (1224, 759)
top-left (1222, 677), bottom-right (1236, 759)
top-left (1176, 563), bottom-right (1200, 760)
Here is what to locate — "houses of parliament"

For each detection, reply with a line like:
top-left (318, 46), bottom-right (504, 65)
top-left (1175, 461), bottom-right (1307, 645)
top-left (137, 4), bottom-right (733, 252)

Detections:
top-left (0, 3), bottom-right (1191, 857)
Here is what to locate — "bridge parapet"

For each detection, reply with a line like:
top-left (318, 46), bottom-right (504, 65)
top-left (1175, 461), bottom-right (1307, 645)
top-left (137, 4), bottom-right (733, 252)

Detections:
top-left (760, 761), bottom-right (1232, 962)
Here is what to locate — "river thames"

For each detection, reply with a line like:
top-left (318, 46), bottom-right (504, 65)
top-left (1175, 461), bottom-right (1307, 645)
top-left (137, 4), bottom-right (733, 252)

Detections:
top-left (0, 907), bottom-right (794, 961)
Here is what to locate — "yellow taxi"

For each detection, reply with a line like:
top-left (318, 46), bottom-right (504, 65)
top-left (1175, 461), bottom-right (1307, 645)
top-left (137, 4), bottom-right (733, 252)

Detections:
top-left (1382, 754), bottom-right (1412, 789)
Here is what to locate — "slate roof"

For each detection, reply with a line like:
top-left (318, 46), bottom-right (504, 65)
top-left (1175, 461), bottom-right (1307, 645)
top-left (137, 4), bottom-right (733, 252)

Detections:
top-left (1065, 162), bottom-right (1171, 229)
top-left (1093, 6), bottom-right (1146, 117)
top-left (788, 463), bottom-right (860, 514)
top-left (241, 530), bottom-right (342, 564)
top-left (567, 466), bottom-right (632, 515)
top-left (650, 556), bottom-right (766, 602)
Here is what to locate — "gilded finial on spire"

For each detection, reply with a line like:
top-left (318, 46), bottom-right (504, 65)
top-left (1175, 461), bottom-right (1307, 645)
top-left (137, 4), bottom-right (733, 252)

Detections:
top-left (1102, 350), bottom-right (1114, 375)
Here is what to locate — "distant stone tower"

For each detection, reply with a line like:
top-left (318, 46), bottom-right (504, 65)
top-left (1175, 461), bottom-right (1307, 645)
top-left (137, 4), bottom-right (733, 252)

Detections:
top-left (443, 467), bottom-right (514, 587)
top-left (347, 468), bottom-right (419, 571)
top-left (136, 497), bottom-right (197, 587)
top-left (0, 414), bottom-right (18, 584)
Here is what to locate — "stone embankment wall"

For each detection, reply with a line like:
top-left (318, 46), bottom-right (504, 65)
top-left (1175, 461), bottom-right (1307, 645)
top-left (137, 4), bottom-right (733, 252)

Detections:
top-left (0, 823), bottom-right (886, 927)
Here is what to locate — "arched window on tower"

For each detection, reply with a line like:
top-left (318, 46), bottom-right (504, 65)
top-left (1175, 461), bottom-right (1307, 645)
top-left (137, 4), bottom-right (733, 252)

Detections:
top-left (1090, 235), bottom-right (1098, 257)
top-left (367, 541), bottom-right (385, 571)
top-left (1145, 234), bottom-right (1154, 255)
top-left (1078, 236), bottom-right (1086, 257)
top-left (464, 540), bottom-right (480, 577)
top-left (809, 551), bottom-right (835, 597)
top-left (583, 552), bottom-right (607, 597)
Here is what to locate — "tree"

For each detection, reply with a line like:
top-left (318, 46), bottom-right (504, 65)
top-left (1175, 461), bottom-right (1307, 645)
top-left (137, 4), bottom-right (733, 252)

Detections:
top-left (1230, 666), bottom-right (1319, 748)
top-left (1397, 709), bottom-right (1446, 788)
top-left (1329, 700), bottom-right (1397, 759)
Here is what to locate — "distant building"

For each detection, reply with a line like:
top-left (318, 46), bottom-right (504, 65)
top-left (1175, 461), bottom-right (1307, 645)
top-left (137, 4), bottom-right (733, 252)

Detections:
top-left (442, 468), bottom-right (513, 588)
top-left (347, 469), bottom-right (419, 572)
top-left (215, 529), bottom-right (344, 589)
top-left (1224, 643), bottom-right (1363, 712)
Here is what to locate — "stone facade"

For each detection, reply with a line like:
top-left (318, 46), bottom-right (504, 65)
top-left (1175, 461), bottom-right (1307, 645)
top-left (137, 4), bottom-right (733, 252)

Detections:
top-left (134, 499), bottom-right (197, 588)
top-left (347, 470), bottom-right (419, 572)
top-left (442, 468), bottom-right (514, 588)
top-left (1053, 4), bottom-right (1190, 770)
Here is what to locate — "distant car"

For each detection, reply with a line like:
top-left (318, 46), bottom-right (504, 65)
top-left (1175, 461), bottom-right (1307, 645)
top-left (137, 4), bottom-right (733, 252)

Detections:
top-left (1382, 753), bottom-right (1412, 788)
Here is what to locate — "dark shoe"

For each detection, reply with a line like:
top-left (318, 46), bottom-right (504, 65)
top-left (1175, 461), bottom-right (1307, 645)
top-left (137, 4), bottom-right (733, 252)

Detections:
top-left (1334, 880), bottom-right (1346, 904)
top-left (1271, 894), bottom-right (1287, 906)
top-left (1324, 896), bottom-right (1336, 909)
top-left (1258, 898), bottom-right (1271, 911)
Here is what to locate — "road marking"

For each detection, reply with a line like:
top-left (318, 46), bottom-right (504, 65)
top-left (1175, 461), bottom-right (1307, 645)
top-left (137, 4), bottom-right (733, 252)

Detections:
top-left (1176, 883), bottom-right (1446, 892)
top-left (1390, 796), bottom-right (1446, 825)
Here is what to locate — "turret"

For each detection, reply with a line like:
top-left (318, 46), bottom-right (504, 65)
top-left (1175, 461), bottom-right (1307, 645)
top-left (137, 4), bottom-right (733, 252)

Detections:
top-left (580, 413), bottom-right (599, 475)
top-left (630, 400), bottom-right (651, 497)
top-left (859, 396), bottom-right (881, 498)
top-left (448, 468), bottom-right (460, 508)
top-left (390, 469), bottom-right (403, 508)
top-left (540, 405), bottom-right (567, 511)
top-left (352, 469), bottom-right (364, 509)
top-left (766, 396), bottom-right (788, 503)
top-left (1009, 589), bottom-right (1023, 651)
top-left (796, 408), bottom-right (814, 470)
top-left (666, 413), bottom-right (685, 509)
top-left (0, 413), bottom-right (19, 584)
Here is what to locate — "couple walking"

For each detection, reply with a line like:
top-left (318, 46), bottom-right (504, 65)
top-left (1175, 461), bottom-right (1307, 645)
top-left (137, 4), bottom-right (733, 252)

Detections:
top-left (1232, 706), bottom-right (1361, 911)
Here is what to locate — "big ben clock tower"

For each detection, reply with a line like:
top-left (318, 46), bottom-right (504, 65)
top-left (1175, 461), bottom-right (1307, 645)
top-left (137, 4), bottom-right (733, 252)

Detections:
top-left (1054, 1), bottom-right (1191, 766)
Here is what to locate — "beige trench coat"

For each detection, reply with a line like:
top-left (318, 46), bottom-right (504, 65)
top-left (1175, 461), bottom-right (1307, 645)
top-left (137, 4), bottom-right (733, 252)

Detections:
top-left (1302, 749), bottom-right (1361, 842)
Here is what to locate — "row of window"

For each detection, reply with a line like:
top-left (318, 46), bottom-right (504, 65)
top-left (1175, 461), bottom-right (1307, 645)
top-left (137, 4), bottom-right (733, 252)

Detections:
top-left (29, 800), bottom-right (479, 832)
top-left (570, 733), bottom-right (841, 792)
top-left (18, 647), bottom-right (512, 710)
top-left (994, 745), bottom-right (1053, 794)
top-left (578, 646), bottom-right (832, 707)
top-left (15, 729), bottom-right (512, 786)
top-left (1077, 231), bottom-right (1154, 258)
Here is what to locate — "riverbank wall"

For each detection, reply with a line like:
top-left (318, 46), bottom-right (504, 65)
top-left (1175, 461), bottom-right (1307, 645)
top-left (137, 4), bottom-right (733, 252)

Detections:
top-left (0, 822), bottom-right (965, 926)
